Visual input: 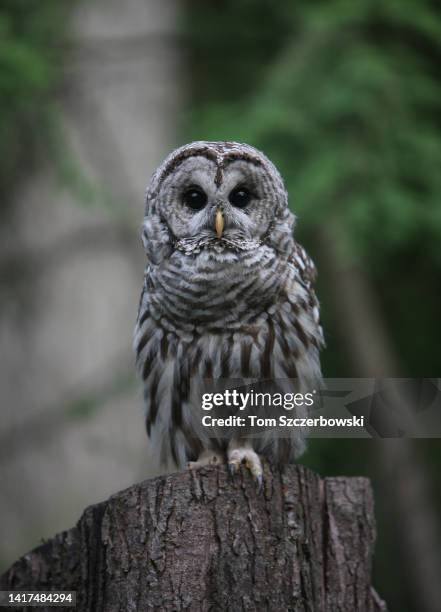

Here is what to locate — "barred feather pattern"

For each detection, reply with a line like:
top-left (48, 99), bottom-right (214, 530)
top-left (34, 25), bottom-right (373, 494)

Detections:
top-left (134, 141), bottom-right (324, 467)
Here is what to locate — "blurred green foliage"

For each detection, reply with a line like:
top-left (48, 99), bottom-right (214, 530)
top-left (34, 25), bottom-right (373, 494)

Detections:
top-left (183, 0), bottom-right (441, 258)
top-left (182, 0), bottom-right (441, 376)
top-left (182, 2), bottom-right (441, 610)
top-left (0, 0), bottom-right (69, 202)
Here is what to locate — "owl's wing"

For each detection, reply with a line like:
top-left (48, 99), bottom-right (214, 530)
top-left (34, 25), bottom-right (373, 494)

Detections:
top-left (286, 241), bottom-right (324, 348)
top-left (136, 262), bottom-right (150, 323)
top-left (289, 242), bottom-right (318, 291)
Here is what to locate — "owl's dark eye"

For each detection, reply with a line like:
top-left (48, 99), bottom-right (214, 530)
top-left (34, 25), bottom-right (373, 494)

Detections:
top-left (228, 187), bottom-right (252, 208)
top-left (182, 187), bottom-right (208, 210)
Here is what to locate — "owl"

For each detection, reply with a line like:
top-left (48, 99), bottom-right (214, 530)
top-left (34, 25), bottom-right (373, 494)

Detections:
top-left (134, 141), bottom-right (324, 485)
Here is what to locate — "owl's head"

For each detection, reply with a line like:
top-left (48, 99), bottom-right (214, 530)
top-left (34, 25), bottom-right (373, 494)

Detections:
top-left (142, 141), bottom-right (295, 262)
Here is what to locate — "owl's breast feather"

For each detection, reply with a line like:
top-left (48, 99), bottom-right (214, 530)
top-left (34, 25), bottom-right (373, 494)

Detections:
top-left (148, 246), bottom-right (288, 333)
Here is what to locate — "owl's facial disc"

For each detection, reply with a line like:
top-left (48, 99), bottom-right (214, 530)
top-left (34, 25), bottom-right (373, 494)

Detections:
top-left (158, 155), bottom-right (283, 252)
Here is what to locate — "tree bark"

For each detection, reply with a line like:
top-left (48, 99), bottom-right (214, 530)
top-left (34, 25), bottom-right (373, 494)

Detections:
top-left (1, 464), bottom-right (387, 611)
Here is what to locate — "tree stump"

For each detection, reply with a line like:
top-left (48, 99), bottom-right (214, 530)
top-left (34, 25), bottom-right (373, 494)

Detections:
top-left (0, 464), bottom-right (387, 611)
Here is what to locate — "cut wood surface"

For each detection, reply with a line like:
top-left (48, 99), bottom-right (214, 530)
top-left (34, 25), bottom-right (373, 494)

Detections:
top-left (1, 464), bottom-right (387, 611)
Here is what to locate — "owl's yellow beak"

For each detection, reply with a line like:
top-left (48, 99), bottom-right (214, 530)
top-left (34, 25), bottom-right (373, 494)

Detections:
top-left (215, 209), bottom-right (224, 238)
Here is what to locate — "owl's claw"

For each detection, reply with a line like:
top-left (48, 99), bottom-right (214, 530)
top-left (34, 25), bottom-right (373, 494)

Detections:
top-left (227, 445), bottom-right (263, 491)
top-left (188, 450), bottom-right (224, 470)
top-left (228, 460), bottom-right (240, 476)
top-left (255, 473), bottom-right (263, 493)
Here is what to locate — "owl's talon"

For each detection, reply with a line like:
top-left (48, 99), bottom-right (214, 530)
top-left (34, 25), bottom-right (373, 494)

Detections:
top-left (227, 445), bottom-right (263, 487)
top-left (188, 450), bottom-right (224, 470)
top-left (255, 473), bottom-right (263, 493)
top-left (228, 461), bottom-right (240, 476)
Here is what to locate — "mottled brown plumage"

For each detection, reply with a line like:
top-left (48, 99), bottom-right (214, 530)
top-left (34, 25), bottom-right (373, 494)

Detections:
top-left (134, 141), bottom-right (324, 478)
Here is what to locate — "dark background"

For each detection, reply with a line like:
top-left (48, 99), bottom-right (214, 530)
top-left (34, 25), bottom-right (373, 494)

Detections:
top-left (1, 1), bottom-right (440, 610)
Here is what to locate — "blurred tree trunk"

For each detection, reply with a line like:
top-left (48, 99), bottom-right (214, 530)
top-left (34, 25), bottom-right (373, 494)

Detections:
top-left (1, 464), bottom-right (386, 611)
top-left (317, 220), bottom-right (441, 612)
